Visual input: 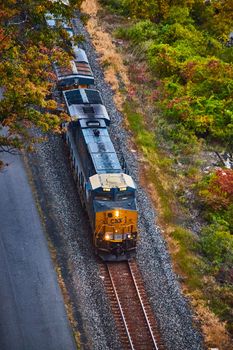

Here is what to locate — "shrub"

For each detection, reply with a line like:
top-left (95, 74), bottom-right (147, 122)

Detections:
top-left (117, 9), bottom-right (233, 144)
top-left (119, 20), bottom-right (158, 44)
top-left (147, 43), bottom-right (182, 77)
top-left (166, 6), bottom-right (193, 25)
top-left (200, 223), bottom-right (233, 268)
top-left (99, 0), bottom-right (130, 15)
top-left (199, 169), bottom-right (233, 211)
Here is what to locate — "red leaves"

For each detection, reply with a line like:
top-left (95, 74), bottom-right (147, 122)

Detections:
top-left (181, 61), bottom-right (197, 81)
top-left (127, 85), bottom-right (137, 99)
top-left (207, 59), bottom-right (220, 70)
top-left (201, 169), bottom-right (233, 210)
top-left (214, 169), bottom-right (233, 196)
top-left (128, 63), bottom-right (150, 84)
top-left (0, 28), bottom-right (11, 51)
top-left (149, 89), bottom-right (160, 102)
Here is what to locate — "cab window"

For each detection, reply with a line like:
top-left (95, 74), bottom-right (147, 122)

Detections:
top-left (94, 193), bottom-right (112, 201)
top-left (116, 192), bottom-right (134, 200)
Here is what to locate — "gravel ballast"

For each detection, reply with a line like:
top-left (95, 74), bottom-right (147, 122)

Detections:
top-left (28, 132), bottom-right (121, 350)
top-left (28, 14), bottom-right (204, 350)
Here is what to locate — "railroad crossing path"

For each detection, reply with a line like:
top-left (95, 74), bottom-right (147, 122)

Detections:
top-left (0, 151), bottom-right (77, 350)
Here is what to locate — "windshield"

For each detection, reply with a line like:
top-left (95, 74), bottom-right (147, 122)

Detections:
top-left (116, 192), bottom-right (134, 200)
top-left (94, 193), bottom-right (113, 201)
top-left (94, 191), bottom-right (134, 201)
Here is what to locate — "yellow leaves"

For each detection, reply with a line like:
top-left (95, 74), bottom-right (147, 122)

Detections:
top-left (46, 99), bottom-right (57, 110)
top-left (2, 113), bottom-right (17, 127)
top-left (35, 5), bottom-right (47, 14)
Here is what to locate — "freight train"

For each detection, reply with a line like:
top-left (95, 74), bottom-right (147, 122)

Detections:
top-left (46, 13), bottom-right (138, 261)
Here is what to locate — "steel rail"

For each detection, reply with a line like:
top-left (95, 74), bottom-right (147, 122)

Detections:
top-left (128, 261), bottom-right (159, 350)
top-left (106, 264), bottom-right (135, 350)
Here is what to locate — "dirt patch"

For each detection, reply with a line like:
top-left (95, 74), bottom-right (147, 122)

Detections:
top-left (81, 0), bottom-right (130, 110)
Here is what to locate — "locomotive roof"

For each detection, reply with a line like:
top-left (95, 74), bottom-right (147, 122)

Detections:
top-left (45, 13), bottom-right (70, 29)
top-left (64, 89), bottom-right (103, 106)
top-left (82, 127), bottom-right (122, 173)
top-left (63, 89), bottom-right (109, 123)
top-left (54, 48), bottom-right (94, 86)
top-left (69, 105), bottom-right (110, 122)
top-left (55, 61), bottom-right (93, 77)
top-left (54, 60), bottom-right (94, 85)
top-left (73, 48), bottom-right (89, 63)
top-left (45, 13), bottom-right (59, 27)
top-left (90, 173), bottom-right (136, 190)
top-left (45, 13), bottom-right (74, 38)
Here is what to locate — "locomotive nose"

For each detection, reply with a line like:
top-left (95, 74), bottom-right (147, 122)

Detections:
top-left (95, 208), bottom-right (138, 240)
top-left (106, 209), bottom-right (123, 224)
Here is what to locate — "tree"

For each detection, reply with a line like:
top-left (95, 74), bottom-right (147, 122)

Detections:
top-left (0, 0), bottom-right (83, 166)
top-left (200, 222), bottom-right (233, 268)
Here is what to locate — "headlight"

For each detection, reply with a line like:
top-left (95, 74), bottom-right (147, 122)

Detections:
top-left (127, 234), bottom-right (131, 239)
top-left (105, 233), bottom-right (110, 240)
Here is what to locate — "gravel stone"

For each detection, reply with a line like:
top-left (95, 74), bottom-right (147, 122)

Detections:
top-left (28, 14), bottom-right (204, 350)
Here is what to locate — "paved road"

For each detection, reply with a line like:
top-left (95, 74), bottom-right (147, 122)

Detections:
top-left (0, 151), bottom-right (77, 350)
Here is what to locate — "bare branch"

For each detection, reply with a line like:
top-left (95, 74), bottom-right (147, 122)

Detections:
top-left (0, 145), bottom-right (20, 155)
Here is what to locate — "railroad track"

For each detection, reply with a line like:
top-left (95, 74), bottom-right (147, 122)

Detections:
top-left (99, 260), bottom-right (165, 350)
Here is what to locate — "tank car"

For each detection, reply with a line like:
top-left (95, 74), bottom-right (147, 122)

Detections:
top-left (63, 89), bottom-right (138, 261)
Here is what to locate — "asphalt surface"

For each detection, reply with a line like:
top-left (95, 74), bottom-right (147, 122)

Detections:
top-left (0, 151), bottom-right (77, 350)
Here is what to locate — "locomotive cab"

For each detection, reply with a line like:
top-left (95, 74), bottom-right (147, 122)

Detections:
top-left (89, 173), bottom-right (138, 261)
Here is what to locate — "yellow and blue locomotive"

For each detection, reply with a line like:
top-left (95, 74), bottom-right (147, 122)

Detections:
top-left (63, 88), bottom-right (138, 261)
top-left (46, 12), bottom-right (139, 260)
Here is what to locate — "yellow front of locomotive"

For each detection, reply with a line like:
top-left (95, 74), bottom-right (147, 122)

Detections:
top-left (89, 173), bottom-right (138, 261)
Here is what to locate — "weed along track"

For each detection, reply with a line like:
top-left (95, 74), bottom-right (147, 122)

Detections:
top-left (99, 260), bottom-right (165, 350)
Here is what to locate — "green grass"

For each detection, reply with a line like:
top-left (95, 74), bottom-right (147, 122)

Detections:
top-left (124, 101), bottom-right (175, 221)
top-left (171, 227), bottom-right (206, 290)
top-left (124, 102), bottom-right (156, 150)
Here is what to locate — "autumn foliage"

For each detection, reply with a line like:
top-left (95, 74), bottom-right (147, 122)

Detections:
top-left (0, 0), bottom-right (83, 155)
top-left (199, 169), bottom-right (233, 212)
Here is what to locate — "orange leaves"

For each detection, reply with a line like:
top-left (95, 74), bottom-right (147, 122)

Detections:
top-left (214, 169), bottom-right (233, 197)
top-left (46, 99), bottom-right (57, 110)
top-left (0, 28), bottom-right (11, 52)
